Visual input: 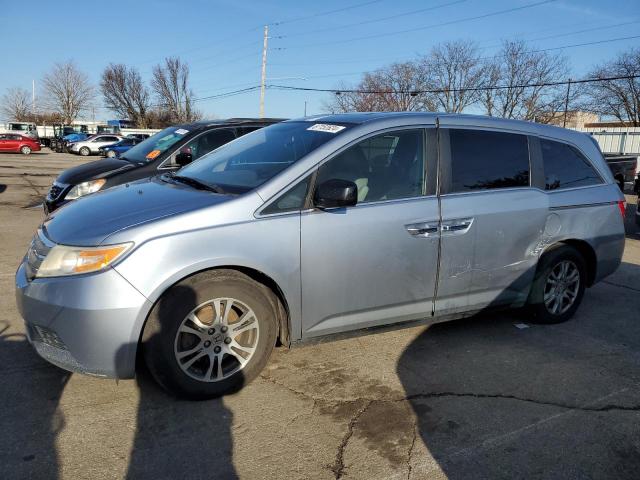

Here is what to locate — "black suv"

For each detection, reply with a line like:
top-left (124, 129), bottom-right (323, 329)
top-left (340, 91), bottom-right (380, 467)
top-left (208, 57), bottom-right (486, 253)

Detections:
top-left (45, 118), bottom-right (283, 213)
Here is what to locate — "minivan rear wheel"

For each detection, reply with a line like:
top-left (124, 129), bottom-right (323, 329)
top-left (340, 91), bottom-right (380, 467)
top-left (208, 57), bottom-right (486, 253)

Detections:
top-left (142, 270), bottom-right (278, 399)
top-left (527, 244), bottom-right (586, 324)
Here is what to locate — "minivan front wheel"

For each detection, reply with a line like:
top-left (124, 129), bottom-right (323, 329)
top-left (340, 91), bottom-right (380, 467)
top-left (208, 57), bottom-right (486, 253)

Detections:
top-left (142, 270), bottom-right (278, 399)
top-left (527, 245), bottom-right (586, 324)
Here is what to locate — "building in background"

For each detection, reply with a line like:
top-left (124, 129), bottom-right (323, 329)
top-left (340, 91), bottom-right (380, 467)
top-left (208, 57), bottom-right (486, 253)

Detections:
top-left (547, 110), bottom-right (599, 129)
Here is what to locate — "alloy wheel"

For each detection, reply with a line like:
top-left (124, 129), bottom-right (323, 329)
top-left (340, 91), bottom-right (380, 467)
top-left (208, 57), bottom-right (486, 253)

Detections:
top-left (543, 260), bottom-right (580, 315)
top-left (174, 297), bottom-right (259, 382)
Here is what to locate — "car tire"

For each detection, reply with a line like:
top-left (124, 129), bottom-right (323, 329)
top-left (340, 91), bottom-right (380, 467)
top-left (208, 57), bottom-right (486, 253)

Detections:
top-left (142, 269), bottom-right (279, 400)
top-left (79, 147), bottom-right (90, 156)
top-left (106, 150), bottom-right (116, 158)
top-left (526, 244), bottom-right (586, 324)
top-left (20, 146), bottom-right (31, 155)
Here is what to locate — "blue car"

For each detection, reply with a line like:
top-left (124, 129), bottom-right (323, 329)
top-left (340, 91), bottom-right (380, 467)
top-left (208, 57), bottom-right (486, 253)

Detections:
top-left (63, 133), bottom-right (90, 143)
top-left (98, 137), bottom-right (144, 158)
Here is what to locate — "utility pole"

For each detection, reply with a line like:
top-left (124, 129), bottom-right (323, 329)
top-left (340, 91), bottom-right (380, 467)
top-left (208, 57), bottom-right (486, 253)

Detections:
top-left (259, 25), bottom-right (268, 118)
top-left (562, 78), bottom-right (572, 128)
top-left (32, 79), bottom-right (35, 121)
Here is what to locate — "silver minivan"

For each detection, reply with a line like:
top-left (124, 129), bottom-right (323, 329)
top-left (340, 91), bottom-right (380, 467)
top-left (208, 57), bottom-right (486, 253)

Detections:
top-left (16, 113), bottom-right (626, 399)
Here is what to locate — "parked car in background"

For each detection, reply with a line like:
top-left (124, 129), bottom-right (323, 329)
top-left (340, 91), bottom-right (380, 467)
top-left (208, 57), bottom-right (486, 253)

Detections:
top-left (604, 153), bottom-right (638, 191)
top-left (98, 137), bottom-right (144, 158)
top-left (17, 113), bottom-right (625, 399)
top-left (68, 134), bottom-right (123, 156)
top-left (59, 132), bottom-right (91, 152)
top-left (0, 133), bottom-right (41, 154)
top-left (49, 124), bottom-right (89, 151)
top-left (44, 118), bottom-right (283, 213)
top-left (126, 133), bottom-right (151, 141)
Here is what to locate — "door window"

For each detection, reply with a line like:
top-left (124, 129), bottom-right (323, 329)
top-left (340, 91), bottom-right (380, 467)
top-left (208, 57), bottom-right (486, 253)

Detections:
top-left (540, 139), bottom-right (602, 190)
top-left (449, 129), bottom-right (530, 192)
top-left (173, 129), bottom-right (236, 166)
top-left (262, 176), bottom-right (311, 214)
top-left (316, 129), bottom-right (425, 204)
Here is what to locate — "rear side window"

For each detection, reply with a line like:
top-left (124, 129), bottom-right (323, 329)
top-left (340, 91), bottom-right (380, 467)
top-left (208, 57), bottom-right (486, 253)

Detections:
top-left (541, 139), bottom-right (602, 190)
top-left (449, 129), bottom-right (530, 192)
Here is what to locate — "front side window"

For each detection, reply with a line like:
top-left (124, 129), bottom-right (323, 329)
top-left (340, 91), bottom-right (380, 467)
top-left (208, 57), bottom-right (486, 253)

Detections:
top-left (449, 129), bottom-right (530, 192)
top-left (316, 129), bottom-right (425, 204)
top-left (541, 139), bottom-right (602, 190)
top-left (177, 121), bottom-right (352, 194)
top-left (262, 176), bottom-right (311, 214)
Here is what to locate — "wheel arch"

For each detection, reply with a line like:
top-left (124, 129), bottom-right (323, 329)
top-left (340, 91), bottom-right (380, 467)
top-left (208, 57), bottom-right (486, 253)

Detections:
top-left (137, 265), bottom-right (292, 353)
top-left (542, 238), bottom-right (598, 287)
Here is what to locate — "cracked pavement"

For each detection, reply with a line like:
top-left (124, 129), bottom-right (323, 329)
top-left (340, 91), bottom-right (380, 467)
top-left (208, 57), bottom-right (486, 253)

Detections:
top-left (1, 152), bottom-right (639, 479)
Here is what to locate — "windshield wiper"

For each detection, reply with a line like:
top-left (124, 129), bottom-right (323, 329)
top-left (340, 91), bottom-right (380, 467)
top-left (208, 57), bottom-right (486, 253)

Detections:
top-left (168, 174), bottom-right (226, 194)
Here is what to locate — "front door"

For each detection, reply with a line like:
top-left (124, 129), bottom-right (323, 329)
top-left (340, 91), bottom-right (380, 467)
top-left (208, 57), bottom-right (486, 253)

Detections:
top-left (300, 127), bottom-right (441, 338)
top-left (436, 126), bottom-right (548, 316)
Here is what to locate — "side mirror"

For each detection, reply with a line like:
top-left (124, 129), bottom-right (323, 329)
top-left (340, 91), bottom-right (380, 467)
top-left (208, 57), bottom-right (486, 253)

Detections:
top-left (175, 151), bottom-right (193, 167)
top-left (314, 178), bottom-right (358, 209)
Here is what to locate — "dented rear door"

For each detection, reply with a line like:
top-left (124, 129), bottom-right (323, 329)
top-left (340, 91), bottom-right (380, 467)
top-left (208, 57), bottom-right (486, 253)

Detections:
top-left (435, 125), bottom-right (548, 317)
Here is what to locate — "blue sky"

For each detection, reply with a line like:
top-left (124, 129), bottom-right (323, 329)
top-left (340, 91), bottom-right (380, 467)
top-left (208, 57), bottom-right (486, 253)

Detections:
top-left (1, 0), bottom-right (638, 121)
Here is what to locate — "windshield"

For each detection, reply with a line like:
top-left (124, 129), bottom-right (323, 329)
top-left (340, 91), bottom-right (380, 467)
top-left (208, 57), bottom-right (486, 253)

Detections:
top-left (177, 121), bottom-right (351, 193)
top-left (122, 126), bottom-right (191, 163)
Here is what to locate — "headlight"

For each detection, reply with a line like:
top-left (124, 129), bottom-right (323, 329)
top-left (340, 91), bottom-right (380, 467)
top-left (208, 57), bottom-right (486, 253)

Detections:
top-left (65, 179), bottom-right (106, 200)
top-left (37, 243), bottom-right (133, 277)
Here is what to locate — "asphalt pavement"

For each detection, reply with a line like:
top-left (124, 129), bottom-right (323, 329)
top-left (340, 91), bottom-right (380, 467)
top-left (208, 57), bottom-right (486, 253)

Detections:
top-left (1, 151), bottom-right (639, 479)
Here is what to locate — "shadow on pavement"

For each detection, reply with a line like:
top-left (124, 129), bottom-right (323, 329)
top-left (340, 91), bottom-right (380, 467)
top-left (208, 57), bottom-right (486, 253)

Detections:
top-left (126, 285), bottom-right (239, 479)
top-left (0, 323), bottom-right (70, 479)
top-left (0, 184), bottom-right (6, 194)
top-left (397, 261), bottom-right (640, 479)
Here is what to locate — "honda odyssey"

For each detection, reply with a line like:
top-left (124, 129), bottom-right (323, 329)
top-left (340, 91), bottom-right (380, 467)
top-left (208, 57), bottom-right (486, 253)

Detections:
top-left (16, 113), bottom-right (626, 399)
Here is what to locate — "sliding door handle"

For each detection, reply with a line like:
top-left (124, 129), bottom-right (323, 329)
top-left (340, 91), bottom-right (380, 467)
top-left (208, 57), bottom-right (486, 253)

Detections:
top-left (441, 218), bottom-right (474, 235)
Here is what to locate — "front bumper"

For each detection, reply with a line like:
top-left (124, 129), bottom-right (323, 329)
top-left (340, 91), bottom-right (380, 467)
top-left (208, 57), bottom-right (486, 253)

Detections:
top-left (15, 262), bottom-right (153, 378)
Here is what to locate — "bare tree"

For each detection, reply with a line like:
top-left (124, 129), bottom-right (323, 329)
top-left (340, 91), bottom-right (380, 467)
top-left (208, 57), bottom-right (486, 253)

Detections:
top-left (101, 64), bottom-right (151, 128)
top-left (480, 41), bottom-right (570, 123)
top-left (420, 40), bottom-right (486, 113)
top-left (0, 87), bottom-right (31, 120)
top-left (324, 62), bottom-right (432, 113)
top-left (151, 57), bottom-right (201, 123)
top-left (42, 61), bottom-right (94, 124)
top-left (581, 48), bottom-right (640, 126)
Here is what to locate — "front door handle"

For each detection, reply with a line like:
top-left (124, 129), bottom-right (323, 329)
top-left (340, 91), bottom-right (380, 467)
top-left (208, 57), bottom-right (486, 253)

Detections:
top-left (405, 222), bottom-right (439, 237)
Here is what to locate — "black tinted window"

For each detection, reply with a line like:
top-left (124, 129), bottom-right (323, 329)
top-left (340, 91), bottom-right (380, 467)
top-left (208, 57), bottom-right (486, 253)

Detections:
top-left (317, 129), bottom-right (425, 203)
top-left (541, 139), bottom-right (602, 190)
top-left (449, 129), bottom-right (530, 192)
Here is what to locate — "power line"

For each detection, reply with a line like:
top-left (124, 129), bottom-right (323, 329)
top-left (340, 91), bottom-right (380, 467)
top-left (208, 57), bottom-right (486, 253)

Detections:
top-left (267, 0), bottom-right (386, 27)
top-left (263, 35), bottom-right (640, 88)
top-left (275, 0), bottom-right (468, 39)
top-left (273, 0), bottom-right (557, 50)
top-left (266, 74), bottom-right (640, 95)
top-left (478, 34), bottom-right (640, 60)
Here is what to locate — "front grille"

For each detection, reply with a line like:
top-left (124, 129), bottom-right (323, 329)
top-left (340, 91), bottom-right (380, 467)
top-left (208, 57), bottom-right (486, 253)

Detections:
top-left (47, 182), bottom-right (66, 200)
top-left (25, 229), bottom-right (54, 280)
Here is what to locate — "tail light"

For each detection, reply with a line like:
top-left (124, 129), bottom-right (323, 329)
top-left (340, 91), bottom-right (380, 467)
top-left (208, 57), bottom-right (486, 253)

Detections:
top-left (617, 200), bottom-right (626, 220)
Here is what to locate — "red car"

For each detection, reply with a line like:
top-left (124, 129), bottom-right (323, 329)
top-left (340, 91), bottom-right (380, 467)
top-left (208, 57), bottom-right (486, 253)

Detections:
top-left (0, 133), bottom-right (41, 155)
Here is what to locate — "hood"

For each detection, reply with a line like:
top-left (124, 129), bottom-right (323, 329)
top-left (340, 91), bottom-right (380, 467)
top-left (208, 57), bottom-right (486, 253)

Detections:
top-left (43, 177), bottom-right (234, 245)
top-left (56, 158), bottom-right (136, 184)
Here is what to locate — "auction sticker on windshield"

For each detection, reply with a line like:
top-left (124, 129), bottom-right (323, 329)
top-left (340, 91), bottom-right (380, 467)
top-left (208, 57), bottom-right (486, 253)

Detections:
top-left (307, 124), bottom-right (346, 133)
top-left (175, 129), bottom-right (189, 135)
